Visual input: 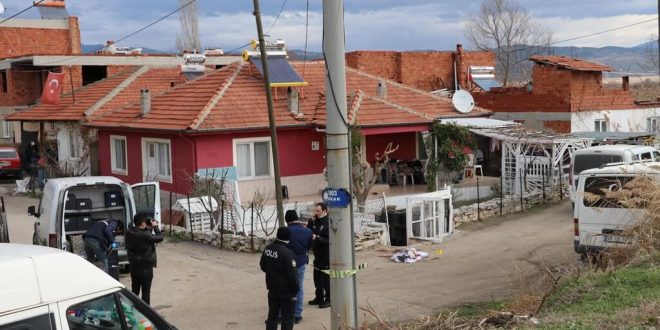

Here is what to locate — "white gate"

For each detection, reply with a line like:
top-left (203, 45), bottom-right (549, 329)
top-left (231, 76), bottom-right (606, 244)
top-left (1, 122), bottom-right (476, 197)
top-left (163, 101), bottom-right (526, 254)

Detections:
top-left (405, 190), bottom-right (453, 245)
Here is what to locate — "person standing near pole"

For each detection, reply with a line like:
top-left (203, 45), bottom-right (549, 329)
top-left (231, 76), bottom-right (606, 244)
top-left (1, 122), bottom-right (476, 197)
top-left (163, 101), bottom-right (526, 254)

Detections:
top-left (285, 210), bottom-right (313, 324)
top-left (126, 214), bottom-right (163, 305)
top-left (307, 202), bottom-right (330, 308)
top-left (261, 227), bottom-right (298, 330)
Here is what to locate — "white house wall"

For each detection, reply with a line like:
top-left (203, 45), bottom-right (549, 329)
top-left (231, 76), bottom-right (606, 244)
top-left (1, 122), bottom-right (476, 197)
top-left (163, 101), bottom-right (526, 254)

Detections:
top-left (237, 173), bottom-right (326, 204)
top-left (55, 122), bottom-right (90, 176)
top-left (571, 108), bottom-right (660, 132)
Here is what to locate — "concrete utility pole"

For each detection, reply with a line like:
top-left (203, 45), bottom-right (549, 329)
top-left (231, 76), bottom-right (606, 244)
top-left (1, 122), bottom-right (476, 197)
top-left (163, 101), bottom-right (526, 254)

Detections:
top-left (251, 0), bottom-right (285, 226)
top-left (657, 0), bottom-right (659, 81)
top-left (323, 0), bottom-right (358, 328)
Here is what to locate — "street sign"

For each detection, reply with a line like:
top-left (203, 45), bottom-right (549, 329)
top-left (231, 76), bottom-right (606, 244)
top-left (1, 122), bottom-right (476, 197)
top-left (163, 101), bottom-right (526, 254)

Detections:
top-left (322, 188), bottom-right (351, 208)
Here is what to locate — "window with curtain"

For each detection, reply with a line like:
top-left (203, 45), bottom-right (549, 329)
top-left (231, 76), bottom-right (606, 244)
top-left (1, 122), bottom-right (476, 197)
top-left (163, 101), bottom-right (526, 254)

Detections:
top-left (235, 139), bottom-right (271, 179)
top-left (143, 138), bottom-right (172, 182)
top-left (110, 136), bottom-right (127, 174)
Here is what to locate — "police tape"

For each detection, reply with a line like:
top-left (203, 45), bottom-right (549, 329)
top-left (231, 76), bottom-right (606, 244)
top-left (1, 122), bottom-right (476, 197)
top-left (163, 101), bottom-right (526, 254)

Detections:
top-left (316, 263), bottom-right (367, 279)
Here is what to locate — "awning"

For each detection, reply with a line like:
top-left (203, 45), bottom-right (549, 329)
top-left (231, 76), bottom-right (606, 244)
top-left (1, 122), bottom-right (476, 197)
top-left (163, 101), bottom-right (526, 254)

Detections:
top-left (472, 78), bottom-right (501, 91)
top-left (568, 131), bottom-right (655, 143)
top-left (250, 56), bottom-right (306, 87)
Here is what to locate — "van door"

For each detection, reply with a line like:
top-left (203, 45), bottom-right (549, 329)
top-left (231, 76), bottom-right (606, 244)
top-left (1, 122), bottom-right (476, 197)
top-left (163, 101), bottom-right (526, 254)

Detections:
top-left (130, 182), bottom-right (161, 229)
top-left (576, 174), bottom-right (640, 250)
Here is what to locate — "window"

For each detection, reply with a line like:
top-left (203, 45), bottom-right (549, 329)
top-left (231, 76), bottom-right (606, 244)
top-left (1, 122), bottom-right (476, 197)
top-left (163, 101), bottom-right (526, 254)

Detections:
top-left (647, 117), bottom-right (659, 132)
top-left (0, 313), bottom-right (55, 329)
top-left (582, 176), bottom-right (640, 208)
top-left (65, 290), bottom-right (166, 330)
top-left (142, 138), bottom-right (171, 182)
top-left (1, 70), bottom-right (7, 93)
top-left (594, 119), bottom-right (608, 132)
top-left (234, 138), bottom-right (271, 179)
top-left (67, 129), bottom-right (81, 159)
top-left (1, 120), bottom-right (12, 138)
top-left (110, 135), bottom-right (127, 174)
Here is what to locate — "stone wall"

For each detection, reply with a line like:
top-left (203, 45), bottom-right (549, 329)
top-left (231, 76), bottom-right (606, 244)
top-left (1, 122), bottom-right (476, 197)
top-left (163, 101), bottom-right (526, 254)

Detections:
top-left (453, 188), bottom-right (565, 226)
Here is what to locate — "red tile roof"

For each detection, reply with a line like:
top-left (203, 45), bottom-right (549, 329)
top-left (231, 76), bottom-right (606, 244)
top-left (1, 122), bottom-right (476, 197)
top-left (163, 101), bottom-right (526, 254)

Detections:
top-left (87, 60), bottom-right (489, 132)
top-left (529, 55), bottom-right (612, 72)
top-left (4, 67), bottom-right (185, 122)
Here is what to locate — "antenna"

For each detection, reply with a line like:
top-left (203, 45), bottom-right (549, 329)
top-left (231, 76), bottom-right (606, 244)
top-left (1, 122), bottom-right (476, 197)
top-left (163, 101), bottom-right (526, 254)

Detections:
top-left (452, 90), bottom-right (474, 114)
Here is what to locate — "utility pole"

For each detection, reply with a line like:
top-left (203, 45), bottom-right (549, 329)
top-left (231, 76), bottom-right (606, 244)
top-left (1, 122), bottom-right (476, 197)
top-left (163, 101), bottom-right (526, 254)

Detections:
top-left (657, 0), bottom-right (659, 81)
top-left (323, 0), bottom-right (358, 328)
top-left (251, 0), bottom-right (285, 226)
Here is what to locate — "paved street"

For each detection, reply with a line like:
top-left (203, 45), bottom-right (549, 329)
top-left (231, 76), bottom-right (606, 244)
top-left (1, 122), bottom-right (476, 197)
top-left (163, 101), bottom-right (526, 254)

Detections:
top-left (3, 188), bottom-right (577, 329)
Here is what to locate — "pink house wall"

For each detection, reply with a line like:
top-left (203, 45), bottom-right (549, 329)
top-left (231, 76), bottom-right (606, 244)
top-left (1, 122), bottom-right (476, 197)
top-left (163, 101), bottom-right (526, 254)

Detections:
top-left (99, 128), bottom-right (326, 195)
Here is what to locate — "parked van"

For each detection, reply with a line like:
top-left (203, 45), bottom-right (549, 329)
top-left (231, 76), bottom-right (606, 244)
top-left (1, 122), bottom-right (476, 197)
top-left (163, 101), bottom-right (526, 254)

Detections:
top-left (569, 145), bottom-right (659, 203)
top-left (29, 176), bottom-right (160, 266)
top-left (573, 162), bottom-right (660, 257)
top-left (0, 243), bottom-right (176, 329)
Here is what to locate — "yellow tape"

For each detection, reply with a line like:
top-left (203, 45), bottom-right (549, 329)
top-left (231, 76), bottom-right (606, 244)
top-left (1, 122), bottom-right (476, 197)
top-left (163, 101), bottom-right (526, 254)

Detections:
top-left (318, 263), bottom-right (367, 278)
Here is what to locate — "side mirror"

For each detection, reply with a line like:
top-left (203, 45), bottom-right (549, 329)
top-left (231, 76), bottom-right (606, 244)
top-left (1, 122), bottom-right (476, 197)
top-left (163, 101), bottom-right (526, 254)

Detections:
top-left (28, 206), bottom-right (37, 216)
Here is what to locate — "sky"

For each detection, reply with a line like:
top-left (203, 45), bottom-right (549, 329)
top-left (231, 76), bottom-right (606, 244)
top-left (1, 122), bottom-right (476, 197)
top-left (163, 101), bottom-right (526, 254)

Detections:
top-left (1, 0), bottom-right (658, 52)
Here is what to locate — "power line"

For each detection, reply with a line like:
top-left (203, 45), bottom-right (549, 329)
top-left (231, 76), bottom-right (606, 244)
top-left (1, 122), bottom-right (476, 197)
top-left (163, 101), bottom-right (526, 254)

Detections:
top-left (266, 0), bottom-right (288, 35)
top-left (0, 0), bottom-right (45, 25)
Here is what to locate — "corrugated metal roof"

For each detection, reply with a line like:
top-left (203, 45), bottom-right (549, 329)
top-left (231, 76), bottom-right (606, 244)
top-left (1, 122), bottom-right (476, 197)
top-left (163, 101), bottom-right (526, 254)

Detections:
top-left (174, 196), bottom-right (218, 214)
top-left (440, 117), bottom-right (518, 128)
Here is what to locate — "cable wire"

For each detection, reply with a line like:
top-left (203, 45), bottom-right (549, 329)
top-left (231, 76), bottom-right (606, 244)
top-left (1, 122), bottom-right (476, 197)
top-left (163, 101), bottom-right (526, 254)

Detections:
top-left (266, 0), bottom-right (288, 35)
top-left (0, 0), bottom-right (45, 25)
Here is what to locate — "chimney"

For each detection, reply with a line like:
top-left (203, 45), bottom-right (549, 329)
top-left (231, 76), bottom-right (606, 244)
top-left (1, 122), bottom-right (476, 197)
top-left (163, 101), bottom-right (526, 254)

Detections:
top-left (622, 76), bottom-right (629, 91)
top-left (287, 87), bottom-right (299, 115)
top-left (376, 81), bottom-right (387, 99)
top-left (140, 89), bottom-right (151, 116)
top-left (455, 44), bottom-right (465, 89)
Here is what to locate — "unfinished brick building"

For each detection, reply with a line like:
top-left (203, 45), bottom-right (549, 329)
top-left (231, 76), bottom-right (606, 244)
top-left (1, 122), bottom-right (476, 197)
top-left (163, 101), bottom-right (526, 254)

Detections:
top-left (346, 45), bottom-right (495, 92)
top-left (473, 55), bottom-right (660, 134)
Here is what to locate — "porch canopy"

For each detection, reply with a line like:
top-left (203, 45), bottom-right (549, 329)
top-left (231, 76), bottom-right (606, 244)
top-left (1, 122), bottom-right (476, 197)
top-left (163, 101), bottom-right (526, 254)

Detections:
top-left (441, 118), bottom-right (593, 195)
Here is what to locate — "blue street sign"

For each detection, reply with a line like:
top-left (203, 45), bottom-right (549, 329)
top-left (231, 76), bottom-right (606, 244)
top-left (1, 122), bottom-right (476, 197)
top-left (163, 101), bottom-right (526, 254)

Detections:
top-left (322, 188), bottom-right (351, 208)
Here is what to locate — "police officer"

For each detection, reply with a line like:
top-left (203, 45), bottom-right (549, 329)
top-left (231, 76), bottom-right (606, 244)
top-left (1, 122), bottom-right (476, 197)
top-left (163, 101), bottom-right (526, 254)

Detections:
top-left (285, 210), bottom-right (313, 324)
top-left (260, 227), bottom-right (299, 330)
top-left (307, 202), bottom-right (330, 308)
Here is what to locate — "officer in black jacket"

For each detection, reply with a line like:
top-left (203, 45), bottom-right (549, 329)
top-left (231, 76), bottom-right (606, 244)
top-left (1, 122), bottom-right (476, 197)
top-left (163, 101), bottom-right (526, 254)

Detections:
top-left (307, 202), bottom-right (330, 308)
top-left (126, 214), bottom-right (163, 305)
top-left (260, 227), bottom-right (299, 330)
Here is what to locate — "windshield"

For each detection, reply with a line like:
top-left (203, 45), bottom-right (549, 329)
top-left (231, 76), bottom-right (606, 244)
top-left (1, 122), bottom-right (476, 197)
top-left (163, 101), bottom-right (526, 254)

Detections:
top-left (573, 154), bottom-right (623, 174)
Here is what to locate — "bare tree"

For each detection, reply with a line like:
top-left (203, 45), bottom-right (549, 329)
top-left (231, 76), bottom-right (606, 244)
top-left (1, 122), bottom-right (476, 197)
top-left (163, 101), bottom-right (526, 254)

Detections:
top-left (352, 142), bottom-right (399, 206)
top-left (643, 34), bottom-right (659, 73)
top-left (175, 0), bottom-right (201, 52)
top-left (464, 0), bottom-right (553, 86)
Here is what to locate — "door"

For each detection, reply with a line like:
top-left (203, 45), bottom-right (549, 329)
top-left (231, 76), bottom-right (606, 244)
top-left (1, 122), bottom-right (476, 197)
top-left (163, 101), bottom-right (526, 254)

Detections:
top-left (131, 182), bottom-right (161, 228)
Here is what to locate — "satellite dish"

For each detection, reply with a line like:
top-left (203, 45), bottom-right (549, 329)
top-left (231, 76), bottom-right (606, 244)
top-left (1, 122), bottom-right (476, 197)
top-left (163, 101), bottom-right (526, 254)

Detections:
top-left (452, 90), bottom-right (474, 114)
top-left (0, 3), bottom-right (5, 15)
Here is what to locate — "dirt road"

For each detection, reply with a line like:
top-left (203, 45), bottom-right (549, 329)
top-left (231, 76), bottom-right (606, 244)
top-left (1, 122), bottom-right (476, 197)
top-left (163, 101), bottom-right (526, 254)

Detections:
top-left (3, 189), bottom-right (576, 329)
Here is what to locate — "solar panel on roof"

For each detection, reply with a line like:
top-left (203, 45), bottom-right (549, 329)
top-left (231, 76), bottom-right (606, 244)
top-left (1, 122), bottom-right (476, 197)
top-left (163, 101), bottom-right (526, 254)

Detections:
top-left (472, 79), bottom-right (501, 92)
top-left (250, 56), bottom-right (306, 87)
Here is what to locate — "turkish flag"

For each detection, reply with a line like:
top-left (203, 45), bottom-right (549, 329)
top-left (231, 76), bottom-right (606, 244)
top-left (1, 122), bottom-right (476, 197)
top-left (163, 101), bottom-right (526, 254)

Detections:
top-left (41, 72), bottom-right (65, 105)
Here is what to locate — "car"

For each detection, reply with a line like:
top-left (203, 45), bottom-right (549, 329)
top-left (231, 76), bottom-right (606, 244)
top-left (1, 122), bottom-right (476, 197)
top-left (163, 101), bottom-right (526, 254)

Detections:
top-left (0, 243), bottom-right (177, 329)
top-left (0, 146), bottom-right (21, 178)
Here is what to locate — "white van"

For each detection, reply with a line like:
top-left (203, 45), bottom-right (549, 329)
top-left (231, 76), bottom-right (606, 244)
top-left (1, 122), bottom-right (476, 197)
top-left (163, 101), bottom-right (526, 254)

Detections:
top-left (569, 145), bottom-right (659, 203)
top-left (0, 243), bottom-right (176, 329)
top-left (573, 162), bottom-right (660, 257)
top-left (29, 176), bottom-right (160, 266)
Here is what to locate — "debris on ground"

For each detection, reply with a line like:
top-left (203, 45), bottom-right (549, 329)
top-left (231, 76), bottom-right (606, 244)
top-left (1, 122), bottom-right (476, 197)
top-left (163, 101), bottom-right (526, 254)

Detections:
top-left (390, 248), bottom-right (429, 263)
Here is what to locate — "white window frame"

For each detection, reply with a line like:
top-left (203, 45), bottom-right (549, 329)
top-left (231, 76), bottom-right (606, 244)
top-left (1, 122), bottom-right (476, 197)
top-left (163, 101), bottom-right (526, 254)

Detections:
top-left (1, 120), bottom-right (12, 138)
top-left (141, 137), bottom-right (172, 183)
top-left (110, 135), bottom-right (128, 175)
top-left (67, 129), bottom-right (80, 159)
top-left (647, 117), bottom-right (659, 132)
top-left (594, 119), bottom-right (608, 133)
top-left (233, 137), bottom-right (273, 180)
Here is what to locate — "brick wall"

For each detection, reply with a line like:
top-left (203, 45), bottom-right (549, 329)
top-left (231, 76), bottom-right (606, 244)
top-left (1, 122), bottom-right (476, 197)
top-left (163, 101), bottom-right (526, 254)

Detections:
top-left (107, 65), bottom-right (137, 77)
top-left (0, 17), bottom-right (80, 58)
top-left (346, 47), bottom-right (495, 91)
top-left (543, 120), bottom-right (571, 133)
top-left (473, 89), bottom-right (569, 113)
